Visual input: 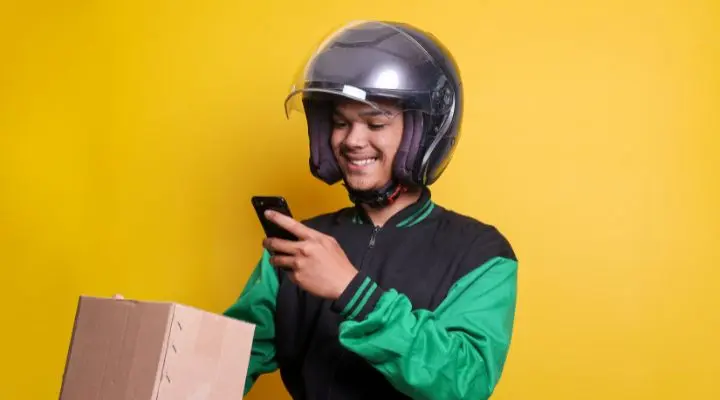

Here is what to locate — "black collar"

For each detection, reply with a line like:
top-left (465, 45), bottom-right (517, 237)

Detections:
top-left (353, 187), bottom-right (432, 228)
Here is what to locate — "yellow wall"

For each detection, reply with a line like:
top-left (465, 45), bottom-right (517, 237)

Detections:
top-left (1, 1), bottom-right (718, 398)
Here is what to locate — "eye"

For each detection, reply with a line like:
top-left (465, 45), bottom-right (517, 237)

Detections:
top-left (332, 120), bottom-right (348, 129)
top-left (368, 123), bottom-right (386, 131)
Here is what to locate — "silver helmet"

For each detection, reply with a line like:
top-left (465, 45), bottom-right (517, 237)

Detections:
top-left (284, 20), bottom-right (463, 205)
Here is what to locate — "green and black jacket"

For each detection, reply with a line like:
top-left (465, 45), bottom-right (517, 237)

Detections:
top-left (224, 189), bottom-right (518, 400)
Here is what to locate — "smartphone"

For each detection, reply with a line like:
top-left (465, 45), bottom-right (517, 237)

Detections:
top-left (251, 196), bottom-right (297, 241)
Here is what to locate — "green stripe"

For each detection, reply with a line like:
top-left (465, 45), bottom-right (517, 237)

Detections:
top-left (352, 211), bottom-right (364, 224)
top-left (348, 282), bottom-right (377, 320)
top-left (396, 200), bottom-right (433, 228)
top-left (405, 202), bottom-right (435, 227)
top-left (342, 277), bottom-right (371, 316)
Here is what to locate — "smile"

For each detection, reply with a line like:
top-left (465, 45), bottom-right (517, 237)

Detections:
top-left (348, 158), bottom-right (377, 166)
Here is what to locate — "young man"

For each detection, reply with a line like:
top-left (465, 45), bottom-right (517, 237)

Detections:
top-left (224, 20), bottom-right (518, 400)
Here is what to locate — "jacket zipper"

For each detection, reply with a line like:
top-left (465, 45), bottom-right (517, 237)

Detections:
top-left (368, 225), bottom-right (380, 248)
top-left (328, 224), bottom-right (381, 399)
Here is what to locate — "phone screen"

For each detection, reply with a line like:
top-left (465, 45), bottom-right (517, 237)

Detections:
top-left (251, 196), bottom-right (297, 241)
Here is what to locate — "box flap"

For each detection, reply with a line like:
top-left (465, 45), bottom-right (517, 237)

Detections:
top-left (60, 296), bottom-right (174, 400)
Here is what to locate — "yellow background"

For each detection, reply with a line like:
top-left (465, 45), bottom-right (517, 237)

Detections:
top-left (1, 0), bottom-right (718, 398)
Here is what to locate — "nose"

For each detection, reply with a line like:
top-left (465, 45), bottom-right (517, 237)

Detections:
top-left (342, 122), bottom-right (369, 149)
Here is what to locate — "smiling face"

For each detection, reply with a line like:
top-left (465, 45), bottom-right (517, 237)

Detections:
top-left (330, 99), bottom-right (404, 192)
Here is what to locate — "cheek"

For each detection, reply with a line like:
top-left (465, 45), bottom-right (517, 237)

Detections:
top-left (377, 130), bottom-right (403, 160)
top-left (330, 130), bottom-right (343, 152)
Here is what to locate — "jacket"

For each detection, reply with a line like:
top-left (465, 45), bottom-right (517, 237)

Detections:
top-left (223, 189), bottom-right (518, 399)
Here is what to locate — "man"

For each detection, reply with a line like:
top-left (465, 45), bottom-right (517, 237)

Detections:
top-left (224, 20), bottom-right (518, 400)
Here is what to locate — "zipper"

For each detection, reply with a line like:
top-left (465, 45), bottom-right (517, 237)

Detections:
top-left (328, 224), bottom-right (381, 399)
top-left (368, 226), bottom-right (380, 248)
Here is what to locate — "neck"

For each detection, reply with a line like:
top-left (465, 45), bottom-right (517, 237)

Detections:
top-left (362, 187), bottom-right (422, 227)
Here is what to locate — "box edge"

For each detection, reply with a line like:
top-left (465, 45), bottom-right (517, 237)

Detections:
top-left (57, 295), bottom-right (86, 400)
top-left (151, 303), bottom-right (177, 400)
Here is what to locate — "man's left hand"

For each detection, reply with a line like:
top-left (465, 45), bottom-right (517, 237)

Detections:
top-left (262, 210), bottom-right (358, 300)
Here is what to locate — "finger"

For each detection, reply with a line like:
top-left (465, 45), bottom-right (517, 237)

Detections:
top-left (285, 270), bottom-right (298, 285)
top-left (263, 237), bottom-right (301, 255)
top-left (264, 210), bottom-right (316, 240)
top-left (269, 254), bottom-right (296, 270)
top-left (112, 294), bottom-right (124, 299)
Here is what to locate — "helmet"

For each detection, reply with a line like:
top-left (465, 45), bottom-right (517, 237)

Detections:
top-left (284, 20), bottom-right (463, 207)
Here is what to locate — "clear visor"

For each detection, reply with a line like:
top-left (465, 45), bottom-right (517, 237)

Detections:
top-left (284, 21), bottom-right (456, 118)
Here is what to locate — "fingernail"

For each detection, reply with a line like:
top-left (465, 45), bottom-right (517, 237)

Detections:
top-left (264, 210), bottom-right (273, 218)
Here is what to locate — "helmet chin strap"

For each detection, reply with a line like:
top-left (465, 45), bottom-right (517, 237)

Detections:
top-left (343, 179), bottom-right (408, 209)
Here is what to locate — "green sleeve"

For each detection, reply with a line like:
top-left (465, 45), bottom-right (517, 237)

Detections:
top-left (223, 249), bottom-right (280, 395)
top-left (331, 256), bottom-right (518, 400)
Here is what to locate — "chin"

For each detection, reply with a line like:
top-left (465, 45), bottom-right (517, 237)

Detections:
top-left (344, 176), bottom-right (382, 192)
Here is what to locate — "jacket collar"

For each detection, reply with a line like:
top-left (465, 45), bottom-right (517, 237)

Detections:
top-left (351, 187), bottom-right (434, 228)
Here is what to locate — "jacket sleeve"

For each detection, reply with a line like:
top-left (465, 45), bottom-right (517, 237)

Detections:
top-left (223, 249), bottom-right (280, 395)
top-left (330, 254), bottom-right (518, 400)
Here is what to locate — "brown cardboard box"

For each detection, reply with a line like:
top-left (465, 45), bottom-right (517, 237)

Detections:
top-left (59, 295), bottom-right (255, 400)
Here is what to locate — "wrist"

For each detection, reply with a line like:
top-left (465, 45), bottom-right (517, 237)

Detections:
top-left (333, 269), bottom-right (359, 300)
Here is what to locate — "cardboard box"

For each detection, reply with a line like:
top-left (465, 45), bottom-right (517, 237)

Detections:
top-left (59, 295), bottom-right (255, 400)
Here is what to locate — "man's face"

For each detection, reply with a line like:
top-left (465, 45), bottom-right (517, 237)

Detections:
top-left (330, 100), bottom-right (404, 192)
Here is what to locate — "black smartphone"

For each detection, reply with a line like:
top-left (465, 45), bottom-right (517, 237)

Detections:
top-left (251, 196), bottom-right (297, 241)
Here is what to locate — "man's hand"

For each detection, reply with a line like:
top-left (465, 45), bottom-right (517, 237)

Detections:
top-left (262, 210), bottom-right (358, 300)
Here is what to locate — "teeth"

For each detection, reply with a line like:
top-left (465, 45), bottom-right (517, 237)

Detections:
top-left (349, 158), bottom-right (377, 166)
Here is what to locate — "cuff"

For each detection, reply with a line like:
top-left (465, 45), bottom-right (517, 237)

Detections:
top-left (331, 271), bottom-right (385, 321)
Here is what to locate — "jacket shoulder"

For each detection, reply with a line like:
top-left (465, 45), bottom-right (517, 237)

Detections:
top-left (436, 206), bottom-right (518, 263)
top-left (299, 207), bottom-right (354, 231)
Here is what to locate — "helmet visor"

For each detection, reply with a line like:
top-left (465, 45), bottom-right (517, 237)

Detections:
top-left (284, 21), bottom-right (456, 118)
